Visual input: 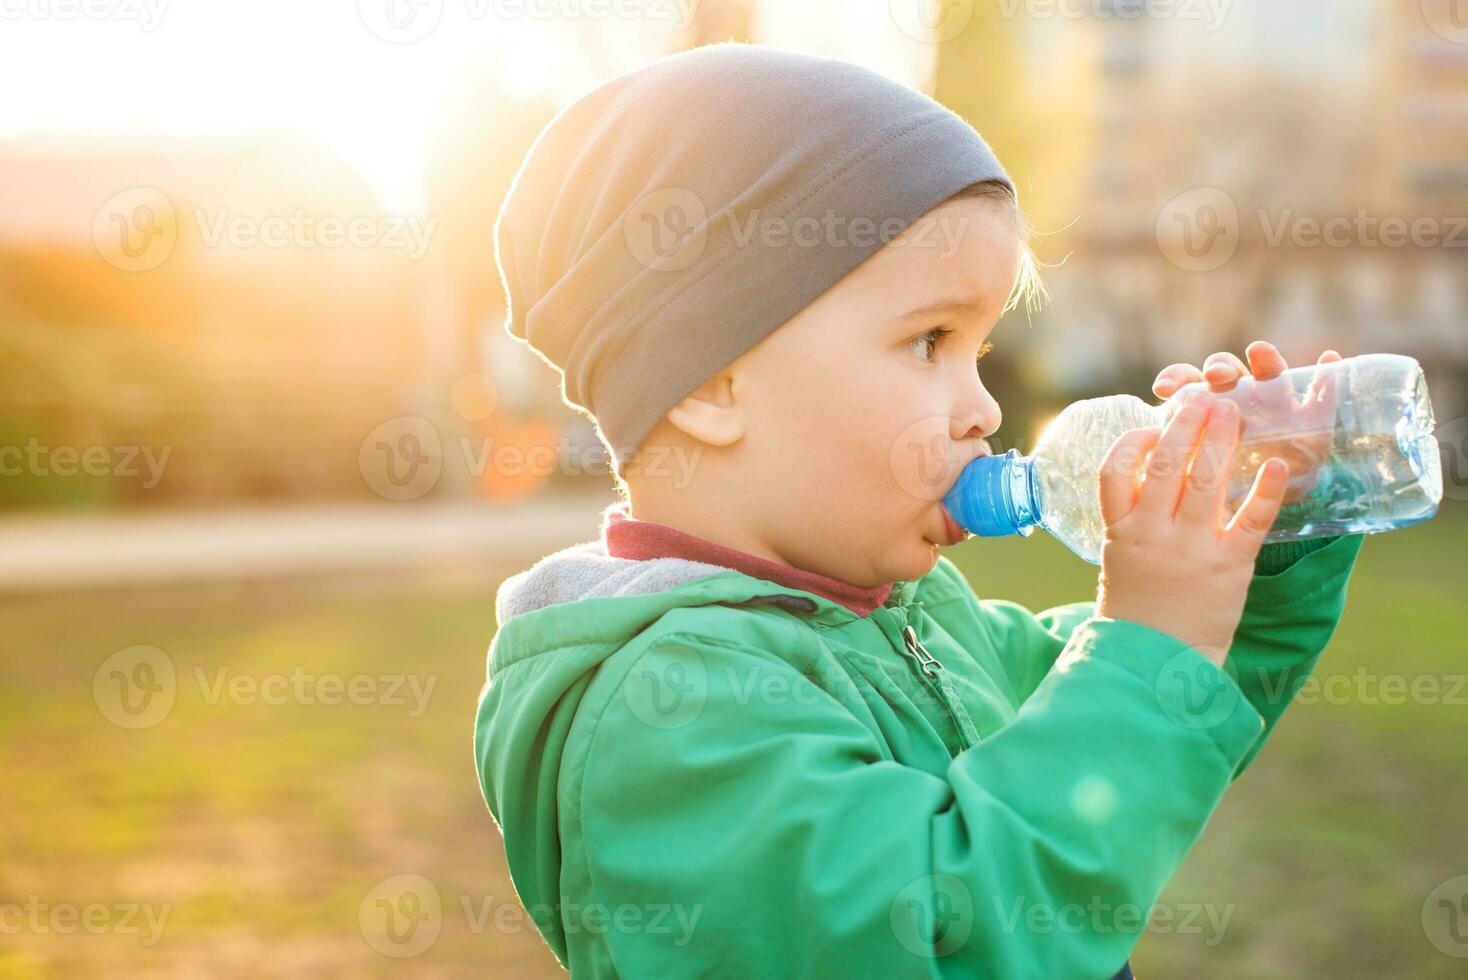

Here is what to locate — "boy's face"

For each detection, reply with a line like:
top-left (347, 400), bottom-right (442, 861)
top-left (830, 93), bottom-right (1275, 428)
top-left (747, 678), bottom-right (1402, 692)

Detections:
top-left (725, 196), bottom-right (1019, 586)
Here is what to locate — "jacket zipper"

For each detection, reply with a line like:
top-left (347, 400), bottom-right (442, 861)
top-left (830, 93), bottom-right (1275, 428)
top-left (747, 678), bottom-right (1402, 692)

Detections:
top-left (901, 624), bottom-right (943, 676)
top-left (899, 623), bottom-right (980, 751)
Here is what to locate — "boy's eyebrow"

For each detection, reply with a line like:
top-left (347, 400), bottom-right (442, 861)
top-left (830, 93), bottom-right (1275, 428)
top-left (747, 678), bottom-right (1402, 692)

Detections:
top-left (894, 299), bottom-right (982, 325)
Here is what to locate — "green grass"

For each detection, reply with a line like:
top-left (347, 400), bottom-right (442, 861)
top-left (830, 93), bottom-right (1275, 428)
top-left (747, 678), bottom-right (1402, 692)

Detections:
top-left (0, 573), bottom-right (557, 979)
top-left (2, 504), bottom-right (1465, 977)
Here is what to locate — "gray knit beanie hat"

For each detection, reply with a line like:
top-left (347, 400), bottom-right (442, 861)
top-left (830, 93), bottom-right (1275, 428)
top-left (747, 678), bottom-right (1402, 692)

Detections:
top-left (494, 42), bottom-right (1013, 477)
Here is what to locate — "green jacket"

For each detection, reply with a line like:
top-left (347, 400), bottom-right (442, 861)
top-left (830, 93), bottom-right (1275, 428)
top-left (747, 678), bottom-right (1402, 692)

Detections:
top-left (475, 533), bottom-right (1363, 978)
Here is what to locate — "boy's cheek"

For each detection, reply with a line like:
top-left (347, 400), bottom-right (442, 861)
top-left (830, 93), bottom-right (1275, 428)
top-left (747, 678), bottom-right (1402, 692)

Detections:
top-left (888, 414), bottom-right (970, 504)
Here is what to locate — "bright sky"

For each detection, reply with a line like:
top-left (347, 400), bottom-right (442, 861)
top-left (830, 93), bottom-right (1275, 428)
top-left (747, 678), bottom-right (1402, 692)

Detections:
top-left (0, 0), bottom-right (928, 213)
top-left (0, 0), bottom-right (1382, 217)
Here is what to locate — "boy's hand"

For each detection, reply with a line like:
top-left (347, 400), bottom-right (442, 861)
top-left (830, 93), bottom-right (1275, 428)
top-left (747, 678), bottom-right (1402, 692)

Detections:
top-left (1095, 389), bottom-right (1292, 666)
top-left (1152, 341), bottom-right (1342, 505)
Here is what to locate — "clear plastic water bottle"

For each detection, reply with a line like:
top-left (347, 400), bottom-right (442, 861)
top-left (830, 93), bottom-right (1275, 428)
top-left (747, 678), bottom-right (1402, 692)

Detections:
top-left (943, 353), bottom-right (1442, 564)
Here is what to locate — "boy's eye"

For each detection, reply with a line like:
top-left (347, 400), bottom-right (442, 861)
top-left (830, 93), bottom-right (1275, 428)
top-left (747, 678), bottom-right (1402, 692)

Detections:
top-left (908, 327), bottom-right (951, 362)
top-left (908, 328), bottom-right (994, 369)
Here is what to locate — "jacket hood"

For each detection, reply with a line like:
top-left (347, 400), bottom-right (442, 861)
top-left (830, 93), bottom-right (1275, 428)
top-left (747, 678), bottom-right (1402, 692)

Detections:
top-left (475, 536), bottom-right (923, 964)
top-left (494, 539), bottom-right (739, 626)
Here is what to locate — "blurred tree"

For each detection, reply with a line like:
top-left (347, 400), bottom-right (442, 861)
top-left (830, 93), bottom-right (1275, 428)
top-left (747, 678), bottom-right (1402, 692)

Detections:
top-left (931, 15), bottom-right (1095, 237)
top-left (931, 9), bottom-right (1036, 190)
top-left (427, 79), bottom-right (556, 362)
top-left (930, 13), bottom-right (1069, 441)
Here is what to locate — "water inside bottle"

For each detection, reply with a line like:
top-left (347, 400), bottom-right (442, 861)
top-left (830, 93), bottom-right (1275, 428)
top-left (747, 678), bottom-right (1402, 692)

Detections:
top-left (1177, 360), bottom-right (1440, 539)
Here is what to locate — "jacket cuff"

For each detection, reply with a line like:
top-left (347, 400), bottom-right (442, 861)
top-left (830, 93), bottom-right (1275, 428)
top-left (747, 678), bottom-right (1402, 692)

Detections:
top-left (1246, 533), bottom-right (1365, 610)
top-left (1063, 617), bottom-right (1265, 770)
top-left (1254, 536), bottom-right (1334, 576)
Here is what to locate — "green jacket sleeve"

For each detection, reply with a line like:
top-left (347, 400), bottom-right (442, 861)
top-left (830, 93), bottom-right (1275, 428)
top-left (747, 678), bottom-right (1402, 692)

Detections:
top-left (976, 535), bottom-right (1362, 712)
top-left (570, 619), bottom-right (1268, 978)
top-left (968, 536), bottom-right (1356, 786)
top-left (1223, 532), bottom-right (1365, 778)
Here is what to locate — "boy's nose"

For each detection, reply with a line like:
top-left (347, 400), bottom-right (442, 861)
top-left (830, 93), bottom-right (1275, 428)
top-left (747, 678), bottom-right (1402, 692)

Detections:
top-left (952, 394), bottom-right (1001, 442)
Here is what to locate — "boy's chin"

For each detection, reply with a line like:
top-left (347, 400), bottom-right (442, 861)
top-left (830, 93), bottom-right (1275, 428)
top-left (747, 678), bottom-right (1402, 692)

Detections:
top-left (885, 538), bottom-right (944, 583)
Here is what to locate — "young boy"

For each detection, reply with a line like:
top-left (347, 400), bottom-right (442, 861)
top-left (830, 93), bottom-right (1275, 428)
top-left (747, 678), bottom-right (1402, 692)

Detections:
top-left (475, 43), bottom-right (1363, 979)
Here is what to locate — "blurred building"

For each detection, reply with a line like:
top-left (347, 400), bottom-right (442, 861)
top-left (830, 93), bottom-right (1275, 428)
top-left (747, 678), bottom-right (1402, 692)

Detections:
top-left (994, 0), bottom-right (1468, 421)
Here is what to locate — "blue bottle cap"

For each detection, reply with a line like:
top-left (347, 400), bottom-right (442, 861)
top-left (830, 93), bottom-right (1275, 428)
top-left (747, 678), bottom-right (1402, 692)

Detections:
top-left (943, 449), bottom-right (1024, 538)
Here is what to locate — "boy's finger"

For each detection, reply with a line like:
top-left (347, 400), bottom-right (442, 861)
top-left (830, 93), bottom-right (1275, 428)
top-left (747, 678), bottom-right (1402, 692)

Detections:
top-left (1244, 340), bottom-right (1289, 378)
top-left (1224, 457), bottom-right (1289, 551)
top-left (1176, 400), bottom-right (1240, 525)
top-left (1202, 351), bottom-right (1248, 387)
top-left (1152, 363), bottom-right (1205, 398)
top-left (1138, 391), bottom-right (1214, 516)
top-left (1302, 348), bottom-right (1343, 424)
top-left (1099, 427), bottom-right (1161, 525)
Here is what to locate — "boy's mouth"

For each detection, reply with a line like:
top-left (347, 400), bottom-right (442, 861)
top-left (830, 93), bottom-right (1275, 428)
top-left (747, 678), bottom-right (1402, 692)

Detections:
top-left (930, 440), bottom-right (990, 547)
top-left (937, 504), bottom-right (970, 547)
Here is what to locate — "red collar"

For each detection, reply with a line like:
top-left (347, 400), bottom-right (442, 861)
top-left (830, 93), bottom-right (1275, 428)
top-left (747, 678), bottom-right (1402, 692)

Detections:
top-left (600, 501), bottom-right (893, 617)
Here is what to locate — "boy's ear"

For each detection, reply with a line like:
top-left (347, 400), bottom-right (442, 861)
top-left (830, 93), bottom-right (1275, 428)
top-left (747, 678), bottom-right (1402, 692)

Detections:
top-left (664, 370), bottom-right (743, 448)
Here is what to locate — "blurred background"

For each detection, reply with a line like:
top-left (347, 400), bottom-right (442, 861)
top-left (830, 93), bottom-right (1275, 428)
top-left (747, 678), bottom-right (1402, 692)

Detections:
top-left (2, 0), bottom-right (1465, 976)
